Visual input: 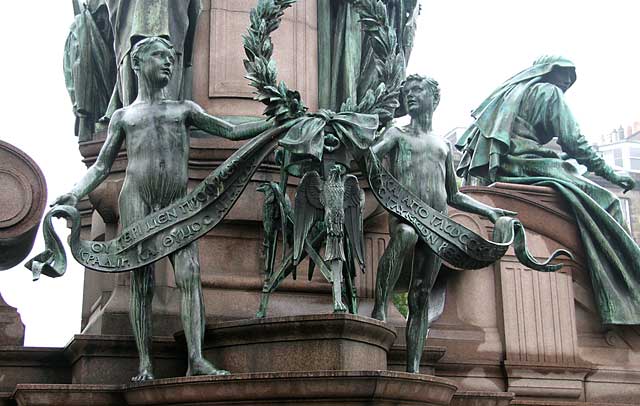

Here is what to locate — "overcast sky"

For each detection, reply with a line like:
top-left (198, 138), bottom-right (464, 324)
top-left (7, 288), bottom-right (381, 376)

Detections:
top-left (0, 1), bottom-right (638, 347)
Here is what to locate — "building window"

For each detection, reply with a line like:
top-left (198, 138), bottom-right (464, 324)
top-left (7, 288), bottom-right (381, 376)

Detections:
top-left (614, 148), bottom-right (624, 168)
top-left (630, 147), bottom-right (640, 171)
top-left (603, 150), bottom-right (614, 167)
top-left (620, 198), bottom-right (632, 235)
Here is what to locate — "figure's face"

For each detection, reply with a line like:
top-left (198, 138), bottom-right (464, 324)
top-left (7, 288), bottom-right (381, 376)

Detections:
top-left (543, 67), bottom-right (575, 93)
top-left (93, 7), bottom-right (113, 43)
top-left (404, 80), bottom-right (433, 117)
top-left (138, 41), bottom-right (175, 87)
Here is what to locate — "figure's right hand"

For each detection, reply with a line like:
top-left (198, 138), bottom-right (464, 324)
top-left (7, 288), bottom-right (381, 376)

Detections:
top-left (51, 193), bottom-right (78, 207)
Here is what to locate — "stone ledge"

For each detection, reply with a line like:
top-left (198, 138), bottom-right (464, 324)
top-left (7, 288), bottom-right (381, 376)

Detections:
top-left (504, 361), bottom-right (592, 400)
top-left (451, 390), bottom-right (515, 406)
top-left (63, 335), bottom-right (185, 385)
top-left (12, 384), bottom-right (124, 406)
top-left (196, 314), bottom-right (397, 373)
top-left (0, 347), bottom-right (69, 393)
top-left (124, 371), bottom-right (457, 406)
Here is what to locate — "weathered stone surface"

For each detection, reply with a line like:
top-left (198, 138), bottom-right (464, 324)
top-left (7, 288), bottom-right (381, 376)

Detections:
top-left (0, 141), bottom-right (47, 270)
top-left (123, 371), bottom-right (457, 406)
top-left (450, 391), bottom-right (514, 406)
top-left (64, 335), bottom-right (185, 385)
top-left (195, 0), bottom-right (318, 116)
top-left (12, 384), bottom-right (124, 406)
top-left (0, 347), bottom-right (69, 393)
top-left (195, 314), bottom-right (396, 373)
top-left (0, 292), bottom-right (24, 346)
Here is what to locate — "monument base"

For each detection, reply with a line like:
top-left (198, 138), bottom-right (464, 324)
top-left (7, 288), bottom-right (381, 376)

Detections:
top-left (12, 372), bottom-right (456, 406)
top-left (196, 314), bottom-right (397, 373)
top-left (6, 315), bottom-right (459, 406)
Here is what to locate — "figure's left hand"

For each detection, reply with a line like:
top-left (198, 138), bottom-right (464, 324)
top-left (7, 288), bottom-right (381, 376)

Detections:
top-left (488, 208), bottom-right (517, 223)
top-left (611, 172), bottom-right (636, 193)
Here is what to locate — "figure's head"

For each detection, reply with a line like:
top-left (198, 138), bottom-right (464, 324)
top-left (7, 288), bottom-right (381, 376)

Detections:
top-left (328, 164), bottom-right (346, 179)
top-left (87, 0), bottom-right (110, 41)
top-left (533, 55), bottom-right (576, 93)
top-left (131, 37), bottom-right (177, 88)
top-left (256, 182), bottom-right (276, 194)
top-left (86, 0), bottom-right (106, 15)
top-left (403, 74), bottom-right (440, 117)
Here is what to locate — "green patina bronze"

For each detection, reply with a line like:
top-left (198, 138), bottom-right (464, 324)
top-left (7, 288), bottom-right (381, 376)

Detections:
top-left (318, 0), bottom-right (419, 113)
top-left (37, 0), bottom-right (595, 380)
top-left (456, 55), bottom-right (640, 325)
top-left (245, 3), bottom-right (569, 372)
top-left (367, 75), bottom-right (570, 373)
top-left (29, 37), bottom-right (273, 381)
top-left (102, 0), bottom-right (202, 120)
top-left (63, 0), bottom-right (116, 141)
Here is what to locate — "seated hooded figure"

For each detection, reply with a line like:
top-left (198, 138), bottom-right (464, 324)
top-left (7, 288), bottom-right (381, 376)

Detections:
top-left (456, 55), bottom-right (640, 325)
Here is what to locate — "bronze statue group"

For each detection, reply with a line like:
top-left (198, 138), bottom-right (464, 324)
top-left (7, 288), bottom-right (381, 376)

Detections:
top-left (36, 0), bottom-right (639, 381)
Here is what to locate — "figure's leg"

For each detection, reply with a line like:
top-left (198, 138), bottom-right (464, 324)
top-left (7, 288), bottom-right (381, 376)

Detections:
top-left (330, 259), bottom-right (347, 313)
top-left (78, 115), bottom-right (93, 142)
top-left (170, 242), bottom-right (229, 376)
top-left (130, 264), bottom-right (156, 381)
top-left (121, 190), bottom-right (156, 382)
top-left (406, 244), bottom-right (441, 373)
top-left (342, 242), bottom-right (358, 314)
top-left (372, 220), bottom-right (418, 321)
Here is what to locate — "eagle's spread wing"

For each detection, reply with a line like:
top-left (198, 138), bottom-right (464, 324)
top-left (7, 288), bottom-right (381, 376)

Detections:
top-left (343, 175), bottom-right (366, 271)
top-left (293, 171), bottom-right (323, 264)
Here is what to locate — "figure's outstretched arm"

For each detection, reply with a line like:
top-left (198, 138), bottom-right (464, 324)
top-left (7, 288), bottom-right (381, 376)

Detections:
top-left (53, 110), bottom-right (126, 206)
top-left (545, 87), bottom-right (635, 192)
top-left (445, 146), bottom-right (515, 222)
top-left (371, 127), bottom-right (398, 159)
top-left (187, 101), bottom-right (273, 141)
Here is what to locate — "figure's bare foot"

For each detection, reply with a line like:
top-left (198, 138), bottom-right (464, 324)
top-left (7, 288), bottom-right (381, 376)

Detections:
top-left (187, 357), bottom-right (230, 377)
top-left (131, 368), bottom-right (155, 382)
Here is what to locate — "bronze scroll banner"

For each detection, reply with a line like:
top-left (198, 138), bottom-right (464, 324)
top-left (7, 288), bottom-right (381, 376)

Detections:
top-left (28, 131), bottom-right (562, 279)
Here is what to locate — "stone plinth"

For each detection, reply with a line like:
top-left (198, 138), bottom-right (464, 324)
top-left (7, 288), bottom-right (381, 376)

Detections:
top-left (0, 347), bottom-right (69, 394)
top-left (11, 372), bottom-right (457, 406)
top-left (195, 314), bottom-right (396, 373)
top-left (123, 371), bottom-right (456, 406)
top-left (6, 315), bottom-right (458, 406)
top-left (64, 335), bottom-right (185, 385)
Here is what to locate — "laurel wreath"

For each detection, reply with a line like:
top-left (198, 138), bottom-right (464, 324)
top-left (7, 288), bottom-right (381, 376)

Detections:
top-left (243, 0), bottom-right (405, 125)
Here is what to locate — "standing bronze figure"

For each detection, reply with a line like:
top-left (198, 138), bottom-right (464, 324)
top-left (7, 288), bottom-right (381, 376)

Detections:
top-left (52, 38), bottom-right (270, 381)
top-left (370, 75), bottom-right (515, 373)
